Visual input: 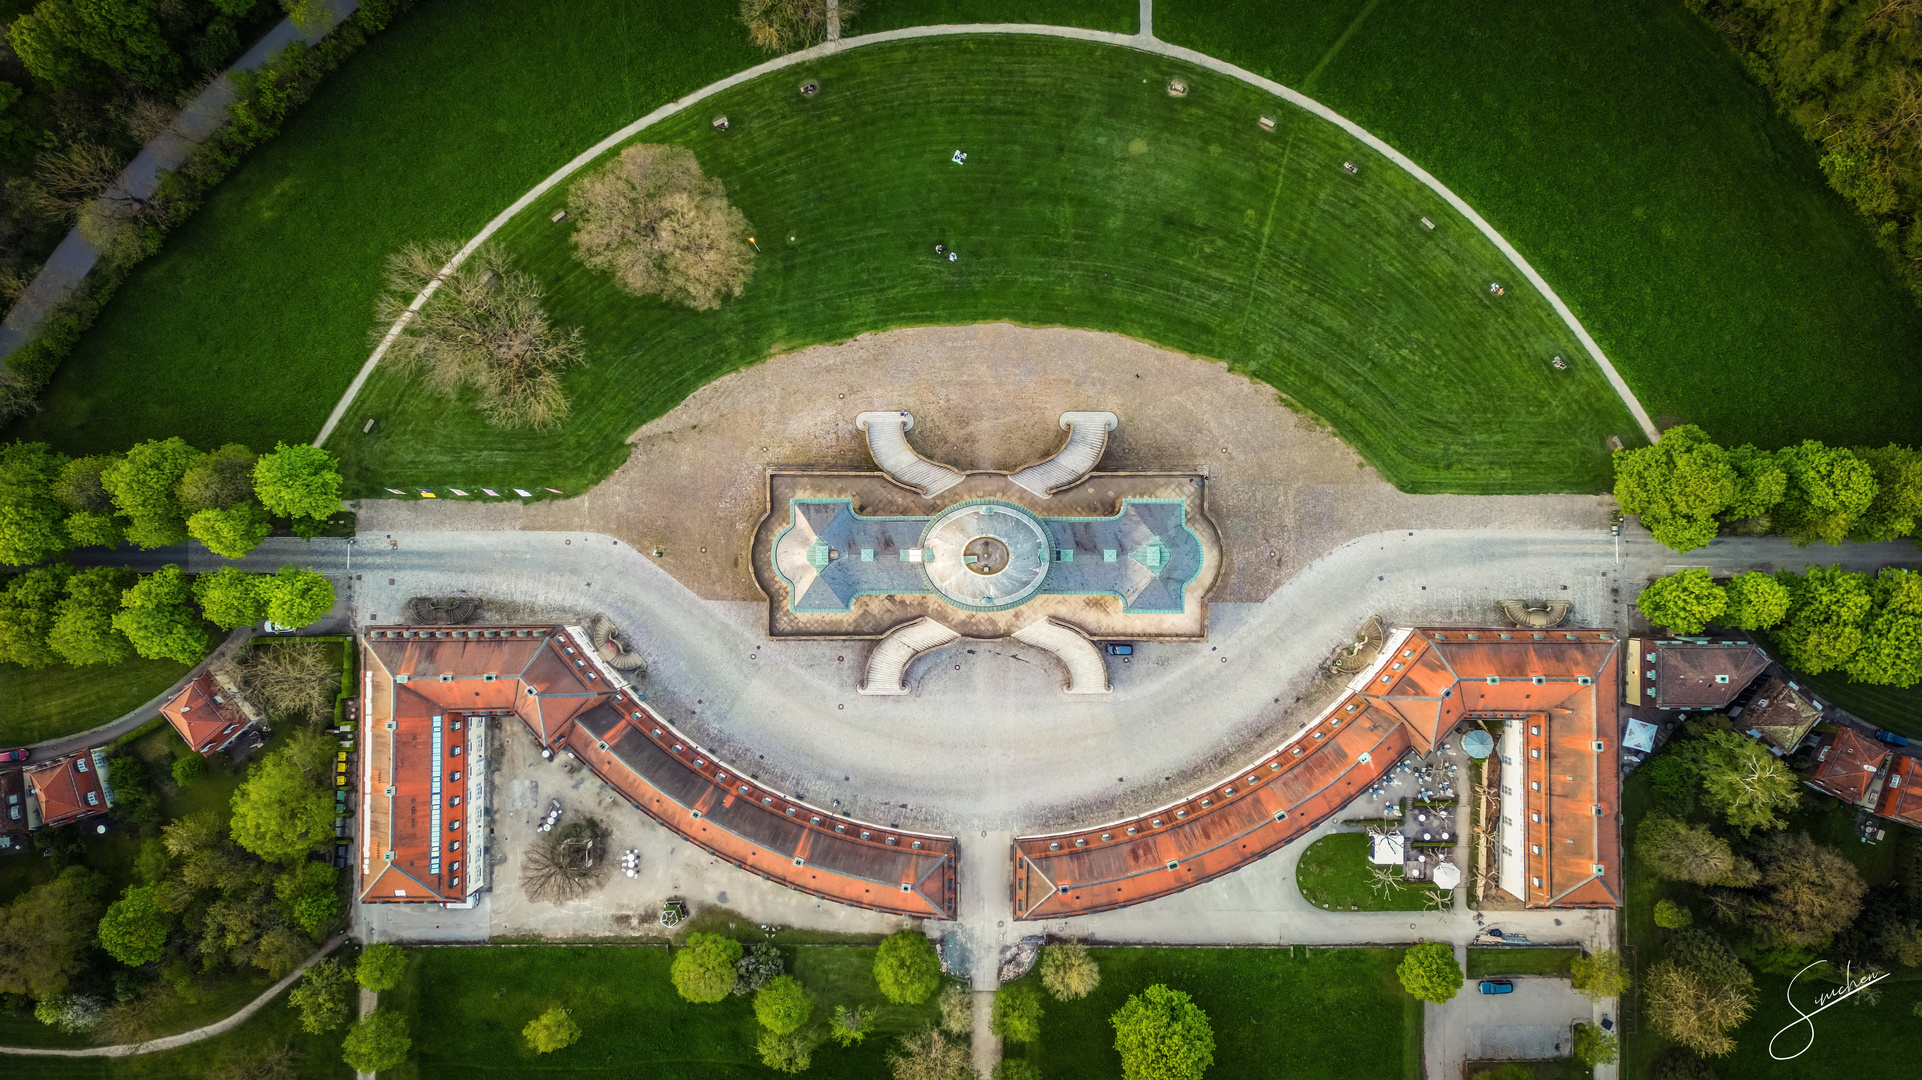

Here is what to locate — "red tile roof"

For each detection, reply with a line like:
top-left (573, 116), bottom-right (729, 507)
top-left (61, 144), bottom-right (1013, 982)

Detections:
top-left (1644, 640), bottom-right (1770, 709)
top-left (1876, 754), bottom-right (1922, 827)
top-left (25, 751), bottom-right (111, 829)
top-left (1808, 726), bottom-right (1890, 807)
top-left (1013, 628), bottom-right (1622, 918)
top-left (160, 673), bottom-right (256, 756)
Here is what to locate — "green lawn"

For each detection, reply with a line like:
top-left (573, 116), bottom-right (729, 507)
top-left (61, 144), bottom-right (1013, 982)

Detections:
top-left (382, 943), bottom-right (942, 1079)
top-left (1296, 832), bottom-right (1448, 911)
top-left (857, 0), bottom-right (1135, 33)
top-left (1465, 947), bottom-right (1580, 979)
top-left (1007, 946), bottom-right (1421, 1080)
top-left (1157, 0), bottom-right (1922, 451)
top-left (1792, 669), bottom-right (1922, 742)
top-left (0, 658), bottom-right (190, 748)
top-left (1712, 971), bottom-right (1922, 1080)
top-left (0, 982), bottom-right (349, 1078)
top-left (330, 34), bottom-right (1635, 497)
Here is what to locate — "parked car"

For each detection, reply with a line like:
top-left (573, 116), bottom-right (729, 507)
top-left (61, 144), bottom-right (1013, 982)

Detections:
top-left (262, 620), bottom-right (296, 635)
top-left (1104, 643), bottom-right (1134, 656)
top-left (1875, 730), bottom-right (1909, 747)
top-left (0, 748), bottom-right (29, 763)
top-left (1478, 980), bottom-right (1515, 995)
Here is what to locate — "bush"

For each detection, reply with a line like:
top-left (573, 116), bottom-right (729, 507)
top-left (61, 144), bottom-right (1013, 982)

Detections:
top-left (523, 1005), bottom-right (582, 1053)
top-left (170, 754), bottom-right (206, 787)
top-left (735, 940), bottom-right (784, 996)
top-left (754, 975), bottom-right (812, 1035)
top-left (672, 933), bottom-right (743, 1003)
top-left (829, 1002), bottom-right (869, 1047)
top-left (888, 1027), bottom-right (971, 1080)
top-left (1038, 941), bottom-right (1100, 1000)
top-left (992, 982), bottom-right (1043, 1043)
top-left (757, 1027), bottom-right (815, 1073)
top-left (1396, 942), bottom-right (1464, 1003)
top-left (1649, 1046), bottom-right (1719, 1080)
top-left (874, 930), bottom-right (941, 1005)
top-left (1111, 984), bottom-right (1213, 1080)
top-left (1655, 899), bottom-right (1695, 929)
top-left (937, 982), bottom-right (971, 1034)
top-left (355, 942), bottom-right (407, 992)
top-left (1573, 1021), bottom-right (1619, 1066)
top-left (1570, 949), bottom-right (1629, 1002)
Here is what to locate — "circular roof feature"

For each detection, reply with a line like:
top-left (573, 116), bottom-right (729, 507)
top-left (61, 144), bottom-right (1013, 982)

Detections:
top-left (920, 501), bottom-right (1050, 611)
top-left (1461, 729), bottom-right (1496, 759)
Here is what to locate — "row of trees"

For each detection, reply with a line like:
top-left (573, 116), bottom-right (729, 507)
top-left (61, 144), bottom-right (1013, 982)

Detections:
top-left (286, 944), bottom-right (413, 1073)
top-left (0, 438), bottom-right (343, 566)
top-left (1688, 1), bottom-right (1922, 302)
top-left (1638, 565), bottom-right (1921, 686)
top-left (0, 561), bottom-right (332, 666)
top-left (1613, 425), bottom-right (1919, 551)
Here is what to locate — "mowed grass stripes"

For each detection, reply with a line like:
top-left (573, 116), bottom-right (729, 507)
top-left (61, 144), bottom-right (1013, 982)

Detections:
top-left (330, 36), bottom-right (1640, 497)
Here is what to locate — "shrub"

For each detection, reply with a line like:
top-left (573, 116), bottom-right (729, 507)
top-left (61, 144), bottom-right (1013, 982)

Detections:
top-left (523, 1005), bottom-right (583, 1053)
top-left (1038, 941), bottom-right (1100, 1000)
top-left (1573, 1021), bottom-right (1619, 1066)
top-left (992, 982), bottom-right (1043, 1043)
top-left (1396, 942), bottom-right (1463, 1003)
top-left (754, 975), bottom-right (812, 1036)
top-left (739, 0), bottom-right (861, 52)
top-left (1111, 984), bottom-right (1213, 1080)
top-left (672, 933), bottom-right (743, 1003)
top-left (1655, 899), bottom-right (1694, 929)
top-left (568, 144), bottom-right (756, 311)
top-left (735, 940), bottom-right (784, 996)
top-left (889, 1027), bottom-right (971, 1080)
top-left (874, 930), bottom-right (941, 1005)
top-left (758, 1027), bottom-right (815, 1073)
top-left (170, 753), bottom-right (206, 788)
top-left (829, 1003), bottom-right (869, 1047)
top-left (937, 981), bottom-right (971, 1034)
top-left (992, 1062), bottom-right (1042, 1080)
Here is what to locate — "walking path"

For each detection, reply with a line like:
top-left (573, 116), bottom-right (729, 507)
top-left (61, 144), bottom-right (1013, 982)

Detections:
top-left (0, 0), bottom-right (359, 357)
top-left (313, 19), bottom-right (1658, 446)
top-left (0, 934), bottom-right (347, 1058)
top-left (23, 626), bottom-right (254, 759)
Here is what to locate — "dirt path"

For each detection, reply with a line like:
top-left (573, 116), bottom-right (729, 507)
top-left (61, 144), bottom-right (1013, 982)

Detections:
top-left (356, 323), bottom-right (1609, 603)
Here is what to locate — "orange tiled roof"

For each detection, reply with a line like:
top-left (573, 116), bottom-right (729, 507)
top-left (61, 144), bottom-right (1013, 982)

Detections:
top-left (1013, 628), bottom-right (1622, 918)
top-left (160, 673), bottom-right (255, 756)
top-left (1809, 726), bottom-right (1890, 807)
top-left (1876, 754), bottom-right (1922, 827)
top-left (25, 751), bottom-right (110, 829)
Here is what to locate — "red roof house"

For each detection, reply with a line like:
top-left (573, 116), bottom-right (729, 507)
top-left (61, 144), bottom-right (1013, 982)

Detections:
top-left (1876, 753), bottom-right (1922, 828)
top-left (24, 750), bottom-right (113, 830)
top-left (160, 673), bottom-right (258, 756)
top-left (1807, 726), bottom-right (1890, 808)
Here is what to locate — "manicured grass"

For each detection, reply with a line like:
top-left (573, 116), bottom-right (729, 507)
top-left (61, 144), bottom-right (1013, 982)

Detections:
top-left (1715, 972), bottom-right (1922, 1080)
top-left (0, 983), bottom-right (350, 1078)
top-left (1009, 946), bottom-right (1421, 1080)
top-left (0, 658), bottom-right (189, 748)
top-left (1158, 0), bottom-right (1922, 451)
top-left (1296, 832), bottom-right (1447, 911)
top-left (383, 943), bottom-right (941, 1079)
top-left (1465, 947), bottom-right (1580, 979)
top-left (857, 0), bottom-right (1135, 33)
top-left (331, 35), bottom-right (1636, 497)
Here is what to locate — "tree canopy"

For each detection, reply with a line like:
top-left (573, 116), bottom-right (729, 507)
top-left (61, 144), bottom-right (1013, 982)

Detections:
top-left (754, 975), bottom-right (813, 1036)
top-left (112, 563), bottom-right (208, 664)
top-left (102, 437), bottom-right (198, 549)
top-left (1721, 571), bottom-right (1792, 631)
top-left (1638, 568), bottom-right (1726, 634)
top-left (289, 957), bottom-right (353, 1034)
top-left (1039, 940), bottom-right (1100, 1000)
top-left (1644, 929), bottom-right (1755, 1057)
top-left (568, 144), bottom-right (757, 311)
top-left (1752, 832), bottom-right (1867, 950)
top-left (0, 865), bottom-right (108, 999)
top-left (1776, 441), bottom-right (1878, 546)
top-left (0, 440), bottom-right (71, 565)
top-left (1612, 426), bottom-right (1735, 551)
top-left (252, 443), bottom-right (342, 522)
top-left (341, 1009), bottom-right (411, 1074)
top-left (1852, 445), bottom-right (1922, 541)
top-left (1637, 813), bottom-right (1753, 887)
top-left (1775, 565), bottom-right (1874, 675)
top-left (229, 732), bottom-right (335, 863)
top-left (1570, 949), bottom-right (1629, 1003)
top-left (671, 933), bottom-right (743, 1003)
top-left (523, 1005), bottom-right (583, 1053)
top-left (193, 567), bottom-right (268, 630)
top-left (356, 942), bottom-right (408, 993)
top-left (1110, 984), bottom-right (1215, 1080)
top-left (1396, 941), bottom-right (1464, 1003)
top-left (187, 505), bottom-right (272, 559)
top-left (47, 565), bottom-right (136, 665)
top-left (178, 444), bottom-right (257, 513)
top-left (0, 564), bottom-right (70, 667)
top-left (873, 929), bottom-right (942, 1005)
top-left (262, 565), bottom-right (334, 628)
top-left (992, 982), bottom-right (1043, 1043)
top-left (1845, 568), bottom-right (1922, 687)
top-left (1692, 730), bottom-right (1801, 835)
top-left (97, 883), bottom-right (170, 967)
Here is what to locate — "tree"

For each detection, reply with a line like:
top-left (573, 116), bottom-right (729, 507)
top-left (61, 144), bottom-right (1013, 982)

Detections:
top-left (671, 933), bottom-right (743, 1003)
top-left (1654, 899), bottom-right (1694, 929)
top-left (1776, 565), bottom-right (1874, 674)
top-left (188, 505), bottom-right (273, 559)
top-left (1852, 444), bottom-right (1922, 541)
top-left (1845, 568), bottom-right (1922, 687)
top-left (0, 564), bottom-right (71, 667)
top-left (104, 438), bottom-right (200, 549)
top-left (97, 883), bottom-right (170, 966)
top-left (64, 511), bottom-right (123, 548)
top-left (253, 443), bottom-right (341, 523)
top-left (356, 942), bottom-right (408, 992)
top-left (874, 929), bottom-right (942, 1005)
top-left (0, 440), bottom-right (71, 565)
top-left (829, 1003), bottom-right (869, 1047)
top-left (230, 734), bottom-right (335, 862)
top-left (47, 565), bottom-right (136, 665)
top-left (1111, 984), bottom-right (1214, 1080)
top-left (1724, 443), bottom-right (1788, 522)
top-left (755, 975), bottom-right (812, 1035)
top-left (1572, 1022), bottom-right (1619, 1067)
top-left (230, 640), bottom-right (337, 721)
top-left (341, 1009), bottom-right (411, 1074)
top-left (736, 939), bottom-right (784, 995)
top-left (992, 982), bottom-right (1043, 1043)
top-left (992, 1063), bottom-right (1043, 1080)
top-left (262, 565), bottom-right (334, 628)
top-left (937, 982), bottom-right (971, 1034)
top-left (113, 564), bottom-right (209, 664)
top-left (178, 444), bottom-right (257, 512)
top-left (1638, 569), bottom-right (1727, 634)
top-left (289, 958), bottom-right (353, 1034)
top-left (1693, 730), bottom-right (1801, 834)
top-left (4, 0), bottom-right (179, 90)
top-left (1039, 940), bottom-right (1100, 1000)
top-left (54, 453), bottom-right (117, 514)
top-left (293, 892), bottom-right (339, 936)
top-left (739, 0), bottom-right (859, 52)
top-left (757, 1027), bottom-right (814, 1073)
top-left (1613, 426), bottom-right (1734, 552)
top-left (519, 817), bottom-right (608, 901)
top-left (1396, 941), bottom-right (1463, 1003)
top-left (1752, 832), bottom-right (1867, 949)
top-left (889, 1027), bottom-right (971, 1080)
top-left (523, 1005), bottom-right (583, 1053)
top-left (1721, 571), bottom-right (1792, 631)
top-left (377, 242), bottom-right (586, 430)
top-left (0, 865), bottom-right (108, 999)
top-left (1776, 441), bottom-right (1878, 546)
top-left (1644, 930), bottom-right (1755, 1057)
top-left (567, 144), bottom-right (756, 311)
top-left (1570, 949), bottom-right (1629, 1002)
top-left (194, 567), bottom-right (268, 630)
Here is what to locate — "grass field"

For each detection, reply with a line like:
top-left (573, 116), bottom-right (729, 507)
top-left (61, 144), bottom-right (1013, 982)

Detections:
top-left (0, 657), bottom-right (190, 748)
top-left (858, 0), bottom-right (1134, 32)
top-left (0, 983), bottom-right (350, 1078)
top-left (381, 944), bottom-right (942, 1079)
top-left (1158, 0), bottom-right (1922, 451)
top-left (1005, 946), bottom-right (1421, 1080)
top-left (1464, 948), bottom-right (1580, 979)
top-left (1295, 832), bottom-right (1448, 911)
top-left (329, 35), bottom-right (1635, 497)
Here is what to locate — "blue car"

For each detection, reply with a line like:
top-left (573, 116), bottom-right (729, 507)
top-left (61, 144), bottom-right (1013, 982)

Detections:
top-left (1479, 980), bottom-right (1515, 995)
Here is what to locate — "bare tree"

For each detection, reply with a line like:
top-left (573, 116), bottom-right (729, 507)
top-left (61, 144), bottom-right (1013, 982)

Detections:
top-left (888, 1027), bottom-right (972, 1080)
top-left (122, 99), bottom-right (178, 144)
top-left (1367, 866), bottom-right (1402, 898)
top-left (739, 0), bottom-right (860, 53)
top-left (567, 144), bottom-right (756, 312)
top-left (377, 241), bottom-right (586, 430)
top-left (522, 818), bottom-right (609, 902)
top-left (31, 142), bottom-right (162, 222)
top-left (229, 642), bottom-right (337, 724)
